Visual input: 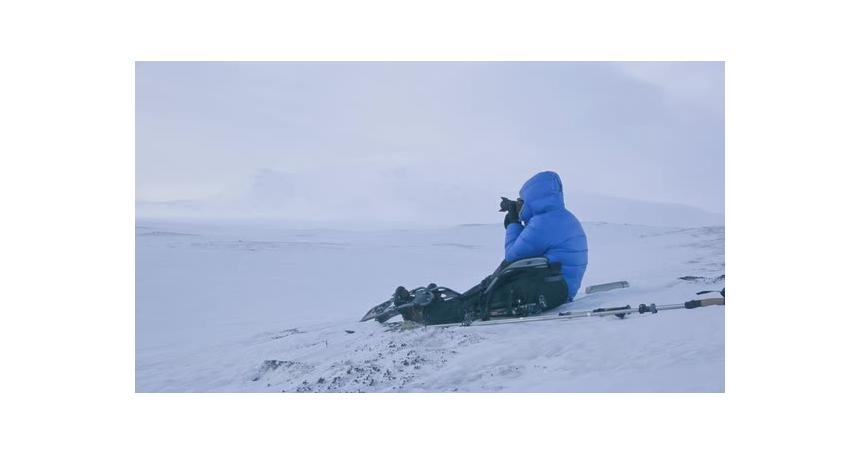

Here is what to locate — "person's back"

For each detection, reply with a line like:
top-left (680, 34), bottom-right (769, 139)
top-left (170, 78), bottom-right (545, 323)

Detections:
top-left (504, 171), bottom-right (588, 300)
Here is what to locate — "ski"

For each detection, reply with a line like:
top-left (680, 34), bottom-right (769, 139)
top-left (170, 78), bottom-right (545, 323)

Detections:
top-left (359, 297), bottom-right (399, 323)
top-left (585, 280), bottom-right (629, 294)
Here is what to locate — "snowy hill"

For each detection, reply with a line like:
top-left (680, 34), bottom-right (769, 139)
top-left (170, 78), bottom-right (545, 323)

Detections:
top-left (136, 220), bottom-right (724, 392)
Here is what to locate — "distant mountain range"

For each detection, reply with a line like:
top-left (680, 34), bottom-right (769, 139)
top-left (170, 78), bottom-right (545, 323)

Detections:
top-left (137, 169), bottom-right (723, 227)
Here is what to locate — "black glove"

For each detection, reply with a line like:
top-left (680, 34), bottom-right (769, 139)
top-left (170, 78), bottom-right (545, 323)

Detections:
top-left (504, 209), bottom-right (520, 228)
top-left (500, 196), bottom-right (523, 228)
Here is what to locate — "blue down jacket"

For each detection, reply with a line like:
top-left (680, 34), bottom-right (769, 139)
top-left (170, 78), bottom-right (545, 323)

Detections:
top-left (504, 171), bottom-right (588, 300)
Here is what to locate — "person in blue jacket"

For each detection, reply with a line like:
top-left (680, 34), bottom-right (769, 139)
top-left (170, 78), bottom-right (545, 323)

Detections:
top-left (502, 171), bottom-right (588, 301)
top-left (394, 171), bottom-right (588, 325)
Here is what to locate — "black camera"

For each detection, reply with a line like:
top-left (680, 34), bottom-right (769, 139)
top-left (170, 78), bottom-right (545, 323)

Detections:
top-left (499, 197), bottom-right (524, 213)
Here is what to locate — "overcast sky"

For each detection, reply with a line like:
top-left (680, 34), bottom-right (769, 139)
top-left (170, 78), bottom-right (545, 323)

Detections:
top-left (136, 62), bottom-right (724, 220)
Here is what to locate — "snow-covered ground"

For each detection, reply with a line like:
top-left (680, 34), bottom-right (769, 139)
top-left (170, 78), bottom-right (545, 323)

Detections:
top-left (136, 220), bottom-right (724, 392)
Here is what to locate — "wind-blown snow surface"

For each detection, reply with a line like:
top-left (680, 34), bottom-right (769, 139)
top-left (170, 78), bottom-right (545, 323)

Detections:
top-left (136, 221), bottom-right (724, 392)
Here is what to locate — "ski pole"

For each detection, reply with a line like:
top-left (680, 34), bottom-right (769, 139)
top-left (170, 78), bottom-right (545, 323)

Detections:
top-left (437, 296), bottom-right (724, 328)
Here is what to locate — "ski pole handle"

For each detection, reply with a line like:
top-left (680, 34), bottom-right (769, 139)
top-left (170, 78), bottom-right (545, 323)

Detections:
top-left (684, 297), bottom-right (725, 309)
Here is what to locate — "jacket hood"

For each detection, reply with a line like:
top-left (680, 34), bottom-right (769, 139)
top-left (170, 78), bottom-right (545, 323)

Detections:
top-left (518, 171), bottom-right (565, 222)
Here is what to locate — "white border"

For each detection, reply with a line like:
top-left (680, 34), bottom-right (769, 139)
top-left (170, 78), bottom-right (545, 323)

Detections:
top-left (3, 0), bottom-right (857, 454)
